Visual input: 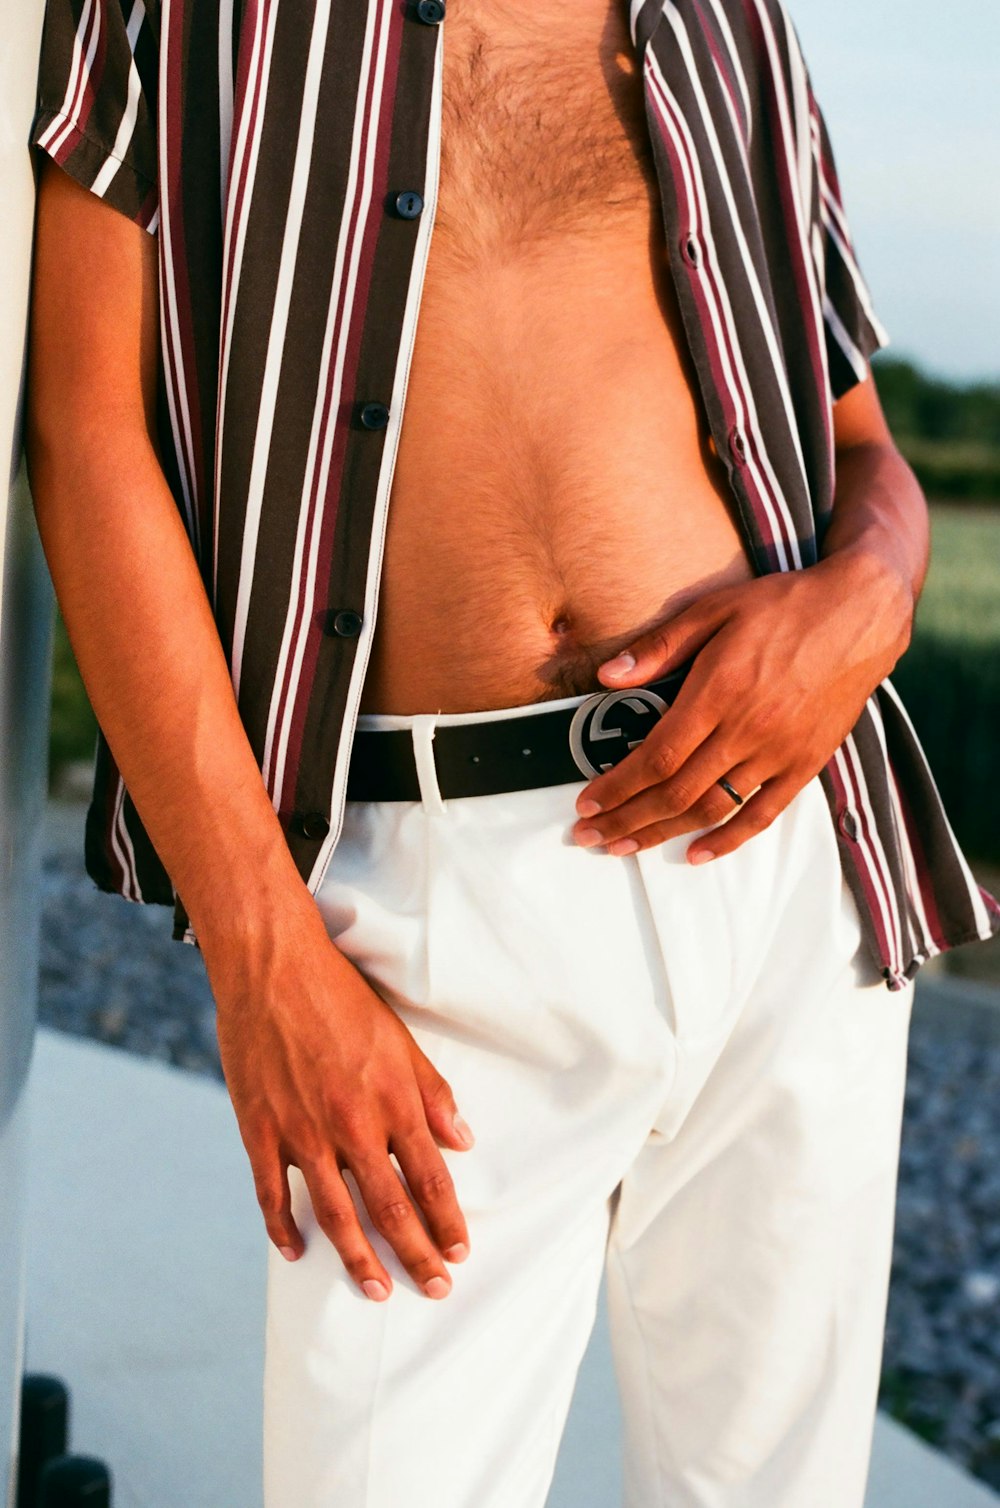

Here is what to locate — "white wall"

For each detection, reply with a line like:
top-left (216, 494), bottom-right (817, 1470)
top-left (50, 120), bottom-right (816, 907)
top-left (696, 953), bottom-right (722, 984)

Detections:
top-left (0, 0), bottom-right (55, 1499)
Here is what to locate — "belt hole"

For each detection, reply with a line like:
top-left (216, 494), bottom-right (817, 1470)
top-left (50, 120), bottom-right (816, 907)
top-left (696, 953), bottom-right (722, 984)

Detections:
top-left (522, 748), bottom-right (532, 756)
top-left (469, 754), bottom-right (480, 763)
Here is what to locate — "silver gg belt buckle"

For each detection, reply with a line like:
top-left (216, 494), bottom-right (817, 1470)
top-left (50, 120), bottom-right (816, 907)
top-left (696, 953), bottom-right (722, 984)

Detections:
top-left (568, 687), bottom-right (668, 779)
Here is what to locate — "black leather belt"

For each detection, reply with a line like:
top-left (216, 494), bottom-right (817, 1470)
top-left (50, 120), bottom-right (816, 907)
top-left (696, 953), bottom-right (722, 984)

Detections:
top-left (346, 661), bottom-right (695, 802)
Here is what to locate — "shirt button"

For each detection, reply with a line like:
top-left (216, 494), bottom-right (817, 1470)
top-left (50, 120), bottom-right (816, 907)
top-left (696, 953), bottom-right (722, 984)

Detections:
top-left (394, 190), bottom-right (424, 219)
top-left (838, 808), bottom-right (860, 842)
top-left (360, 401), bottom-right (390, 430)
top-left (329, 609), bottom-right (363, 638)
top-left (728, 426), bottom-right (748, 465)
top-left (297, 811), bottom-right (331, 841)
top-left (415, 0), bottom-right (445, 22)
top-left (680, 233), bottom-right (702, 269)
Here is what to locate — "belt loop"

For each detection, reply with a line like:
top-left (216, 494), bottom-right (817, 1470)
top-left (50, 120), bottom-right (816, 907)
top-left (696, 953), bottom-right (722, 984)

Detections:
top-left (411, 714), bottom-right (446, 812)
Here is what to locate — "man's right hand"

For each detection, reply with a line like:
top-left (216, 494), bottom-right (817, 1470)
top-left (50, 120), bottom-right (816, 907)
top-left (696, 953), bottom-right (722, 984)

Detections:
top-left (26, 164), bottom-right (476, 1305)
top-left (201, 901), bottom-right (475, 1303)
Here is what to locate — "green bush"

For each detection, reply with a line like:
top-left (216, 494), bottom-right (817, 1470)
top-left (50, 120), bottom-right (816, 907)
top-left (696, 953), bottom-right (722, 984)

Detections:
top-left (874, 505), bottom-right (1000, 864)
top-left (873, 354), bottom-right (1000, 501)
top-left (896, 437), bottom-right (1000, 504)
top-left (891, 634), bottom-right (1000, 866)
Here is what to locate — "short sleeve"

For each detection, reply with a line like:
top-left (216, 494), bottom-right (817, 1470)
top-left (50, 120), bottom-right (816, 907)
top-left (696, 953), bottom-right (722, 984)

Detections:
top-left (29, 0), bottom-right (159, 235)
top-left (777, 8), bottom-right (891, 400)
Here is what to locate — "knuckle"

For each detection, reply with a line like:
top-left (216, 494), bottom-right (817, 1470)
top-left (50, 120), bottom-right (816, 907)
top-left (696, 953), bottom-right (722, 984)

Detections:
top-left (650, 627), bottom-right (672, 661)
top-left (341, 1251), bottom-right (377, 1285)
top-left (700, 790), bottom-right (735, 825)
top-left (647, 742), bottom-right (678, 782)
top-left (372, 1196), bottom-right (413, 1234)
top-left (664, 776), bottom-right (696, 811)
top-left (314, 1198), bottom-right (353, 1233)
top-left (407, 1248), bottom-right (443, 1282)
top-left (712, 665), bottom-right (741, 700)
top-left (282, 1112), bottom-right (322, 1159)
top-left (328, 1098), bottom-right (368, 1143)
top-left (413, 1166), bottom-right (453, 1204)
top-left (390, 1111), bottom-right (426, 1144)
top-left (750, 802), bottom-right (778, 833)
top-left (256, 1185), bottom-right (286, 1219)
top-left (239, 1111), bottom-right (272, 1151)
top-left (421, 1076), bottom-right (455, 1115)
top-left (331, 1103), bottom-right (375, 1146)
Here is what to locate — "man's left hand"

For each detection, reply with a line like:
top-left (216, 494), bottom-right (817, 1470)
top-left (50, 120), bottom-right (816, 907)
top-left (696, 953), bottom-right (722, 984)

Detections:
top-left (571, 550), bottom-right (913, 864)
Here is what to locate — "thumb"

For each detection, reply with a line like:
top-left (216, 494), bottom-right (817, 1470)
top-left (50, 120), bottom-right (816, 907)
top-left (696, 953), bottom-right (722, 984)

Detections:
top-left (597, 598), bottom-right (725, 685)
top-left (411, 1047), bottom-right (476, 1150)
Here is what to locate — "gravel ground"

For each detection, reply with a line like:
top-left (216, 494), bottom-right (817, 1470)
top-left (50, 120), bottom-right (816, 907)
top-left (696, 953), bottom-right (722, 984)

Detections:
top-left (37, 804), bottom-right (1000, 1492)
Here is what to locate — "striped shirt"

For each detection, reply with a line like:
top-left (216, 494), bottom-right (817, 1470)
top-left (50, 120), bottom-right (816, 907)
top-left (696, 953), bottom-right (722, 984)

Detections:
top-left (30, 0), bottom-right (1000, 986)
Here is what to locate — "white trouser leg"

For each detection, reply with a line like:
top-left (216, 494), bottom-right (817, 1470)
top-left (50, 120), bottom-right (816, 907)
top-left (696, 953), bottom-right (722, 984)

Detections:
top-left (605, 773), bottom-right (914, 1508)
top-left (263, 765), bottom-right (680, 1508)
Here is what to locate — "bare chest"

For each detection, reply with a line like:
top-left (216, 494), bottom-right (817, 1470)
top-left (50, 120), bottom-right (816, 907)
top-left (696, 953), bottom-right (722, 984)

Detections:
top-left (436, 0), bottom-right (658, 249)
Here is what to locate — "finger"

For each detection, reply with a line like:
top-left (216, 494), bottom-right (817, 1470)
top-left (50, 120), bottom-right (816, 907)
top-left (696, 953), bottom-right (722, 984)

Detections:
top-left (408, 1044), bottom-right (476, 1151)
top-left (685, 774), bottom-right (800, 864)
top-left (595, 595), bottom-right (732, 686)
top-left (574, 730), bottom-right (750, 847)
top-left (250, 1144), bottom-right (304, 1261)
top-left (391, 1126), bottom-right (471, 1264)
top-left (599, 764), bottom-right (767, 854)
top-left (575, 676), bottom-right (722, 819)
top-left (350, 1150), bottom-right (454, 1299)
top-left (300, 1155), bottom-right (395, 1302)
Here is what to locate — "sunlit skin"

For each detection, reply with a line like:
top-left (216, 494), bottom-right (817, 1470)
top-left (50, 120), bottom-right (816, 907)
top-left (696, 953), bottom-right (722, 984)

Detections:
top-left (572, 374), bottom-right (927, 857)
top-left (25, 0), bottom-right (928, 1306)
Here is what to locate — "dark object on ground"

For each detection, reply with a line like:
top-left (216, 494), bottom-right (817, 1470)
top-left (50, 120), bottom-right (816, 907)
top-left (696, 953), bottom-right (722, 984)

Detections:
top-left (17, 1375), bottom-right (68, 1508)
top-left (37, 1456), bottom-right (113, 1507)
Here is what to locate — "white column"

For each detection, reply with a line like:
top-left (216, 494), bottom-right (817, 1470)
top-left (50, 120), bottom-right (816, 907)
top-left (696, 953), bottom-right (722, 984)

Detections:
top-left (0, 0), bottom-right (55, 1498)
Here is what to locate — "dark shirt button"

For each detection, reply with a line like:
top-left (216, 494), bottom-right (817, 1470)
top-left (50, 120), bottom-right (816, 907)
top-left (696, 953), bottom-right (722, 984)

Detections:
top-left (728, 426), bottom-right (748, 465)
top-left (415, 0), bottom-right (445, 22)
top-left (360, 401), bottom-right (390, 430)
top-left (297, 811), bottom-right (331, 841)
top-left (394, 190), bottom-right (424, 220)
top-left (330, 609), bottom-right (363, 638)
top-left (680, 233), bottom-right (701, 269)
top-left (838, 808), bottom-right (860, 842)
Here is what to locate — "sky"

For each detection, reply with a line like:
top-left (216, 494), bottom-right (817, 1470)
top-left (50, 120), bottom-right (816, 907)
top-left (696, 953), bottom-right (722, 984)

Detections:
top-left (792, 0), bottom-right (1000, 383)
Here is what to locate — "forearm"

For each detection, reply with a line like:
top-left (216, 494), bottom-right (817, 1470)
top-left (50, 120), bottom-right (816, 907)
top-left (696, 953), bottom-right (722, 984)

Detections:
top-left (817, 439), bottom-right (930, 640)
top-left (26, 421), bottom-right (312, 947)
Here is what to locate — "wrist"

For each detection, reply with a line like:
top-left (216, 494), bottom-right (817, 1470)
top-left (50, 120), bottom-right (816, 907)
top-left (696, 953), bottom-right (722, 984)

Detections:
top-left (813, 540), bottom-right (916, 671)
top-left (186, 841), bottom-right (320, 960)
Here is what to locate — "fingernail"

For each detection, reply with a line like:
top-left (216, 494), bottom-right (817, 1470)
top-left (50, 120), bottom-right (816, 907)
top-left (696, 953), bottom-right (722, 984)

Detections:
top-left (601, 653), bottom-right (636, 676)
top-left (425, 1276), bottom-right (451, 1299)
top-left (575, 827), bottom-right (604, 848)
top-left (689, 849), bottom-right (715, 866)
top-left (608, 838), bottom-right (639, 855)
top-left (363, 1279), bottom-right (390, 1301)
top-left (576, 798), bottom-right (602, 818)
top-left (453, 1112), bottom-right (475, 1147)
top-left (278, 1245), bottom-right (299, 1262)
top-left (443, 1242), bottom-right (469, 1263)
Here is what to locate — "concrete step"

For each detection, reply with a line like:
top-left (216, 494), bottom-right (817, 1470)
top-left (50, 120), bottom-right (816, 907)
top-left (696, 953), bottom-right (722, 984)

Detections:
top-left (23, 1028), bottom-right (1000, 1508)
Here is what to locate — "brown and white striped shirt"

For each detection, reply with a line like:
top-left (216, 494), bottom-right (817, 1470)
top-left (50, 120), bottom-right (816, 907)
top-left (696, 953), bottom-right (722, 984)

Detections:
top-left (29, 0), bottom-right (1000, 986)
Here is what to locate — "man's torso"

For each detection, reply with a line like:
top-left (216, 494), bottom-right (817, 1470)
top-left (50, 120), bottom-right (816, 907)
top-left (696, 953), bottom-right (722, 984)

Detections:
top-left (358, 0), bottom-right (754, 715)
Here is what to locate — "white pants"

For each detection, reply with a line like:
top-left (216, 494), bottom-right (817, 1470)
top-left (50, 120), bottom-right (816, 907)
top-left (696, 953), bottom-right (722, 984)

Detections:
top-left (262, 692), bottom-right (915, 1508)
